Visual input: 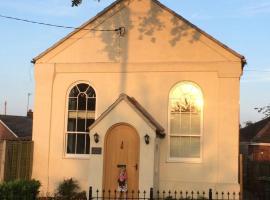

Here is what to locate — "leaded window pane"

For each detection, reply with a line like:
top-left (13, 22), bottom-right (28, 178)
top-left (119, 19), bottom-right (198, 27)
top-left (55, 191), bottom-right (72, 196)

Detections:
top-left (170, 136), bottom-right (200, 158)
top-left (170, 136), bottom-right (190, 157)
top-left (191, 113), bottom-right (200, 134)
top-left (78, 93), bottom-right (87, 110)
top-left (68, 98), bottom-right (77, 110)
top-left (190, 137), bottom-right (200, 157)
top-left (67, 134), bottom-right (76, 154)
top-left (87, 98), bottom-right (96, 111)
top-left (69, 87), bottom-right (79, 97)
top-left (76, 134), bottom-right (86, 154)
top-left (170, 113), bottom-right (181, 134)
top-left (86, 134), bottom-right (90, 154)
top-left (170, 136), bottom-right (180, 157)
top-left (180, 113), bottom-right (190, 134)
top-left (86, 119), bottom-right (95, 131)
top-left (86, 87), bottom-right (96, 97)
top-left (77, 83), bottom-right (89, 92)
top-left (67, 118), bottom-right (76, 131)
top-left (77, 118), bottom-right (86, 132)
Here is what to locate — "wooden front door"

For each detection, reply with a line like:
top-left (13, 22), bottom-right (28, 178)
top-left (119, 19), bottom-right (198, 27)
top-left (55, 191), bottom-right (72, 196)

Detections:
top-left (103, 123), bottom-right (139, 192)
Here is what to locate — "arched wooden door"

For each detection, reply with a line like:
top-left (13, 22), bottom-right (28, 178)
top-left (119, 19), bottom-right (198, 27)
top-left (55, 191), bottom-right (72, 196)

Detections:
top-left (103, 123), bottom-right (140, 192)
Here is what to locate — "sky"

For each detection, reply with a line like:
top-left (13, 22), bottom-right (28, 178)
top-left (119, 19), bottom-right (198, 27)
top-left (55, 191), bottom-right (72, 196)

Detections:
top-left (0, 0), bottom-right (269, 125)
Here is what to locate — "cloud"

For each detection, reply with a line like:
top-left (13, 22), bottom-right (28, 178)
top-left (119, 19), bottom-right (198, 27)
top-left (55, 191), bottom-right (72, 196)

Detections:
top-left (241, 69), bottom-right (270, 83)
top-left (189, 12), bottom-right (214, 20)
top-left (242, 2), bottom-right (270, 15)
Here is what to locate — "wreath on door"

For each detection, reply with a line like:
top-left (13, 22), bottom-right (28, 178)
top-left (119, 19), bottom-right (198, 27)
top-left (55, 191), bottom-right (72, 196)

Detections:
top-left (118, 167), bottom-right (128, 192)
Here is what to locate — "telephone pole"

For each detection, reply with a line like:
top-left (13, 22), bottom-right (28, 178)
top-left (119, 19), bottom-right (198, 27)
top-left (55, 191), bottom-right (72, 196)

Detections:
top-left (4, 101), bottom-right (7, 115)
top-left (27, 93), bottom-right (32, 113)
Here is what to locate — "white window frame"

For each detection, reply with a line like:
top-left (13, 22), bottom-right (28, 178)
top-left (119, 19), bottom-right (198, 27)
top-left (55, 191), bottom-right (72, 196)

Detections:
top-left (167, 81), bottom-right (203, 163)
top-left (64, 81), bottom-right (97, 159)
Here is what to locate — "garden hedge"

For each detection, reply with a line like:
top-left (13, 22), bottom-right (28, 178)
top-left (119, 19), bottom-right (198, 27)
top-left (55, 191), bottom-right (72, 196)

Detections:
top-left (0, 179), bottom-right (41, 200)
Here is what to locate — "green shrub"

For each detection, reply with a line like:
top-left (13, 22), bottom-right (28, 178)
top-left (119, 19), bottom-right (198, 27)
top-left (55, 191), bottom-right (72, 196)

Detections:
top-left (55, 178), bottom-right (87, 200)
top-left (0, 179), bottom-right (41, 200)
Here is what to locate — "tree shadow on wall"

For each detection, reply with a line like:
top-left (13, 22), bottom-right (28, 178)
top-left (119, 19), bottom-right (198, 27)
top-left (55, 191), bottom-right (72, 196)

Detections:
top-left (137, 1), bottom-right (200, 46)
top-left (96, 0), bottom-right (201, 92)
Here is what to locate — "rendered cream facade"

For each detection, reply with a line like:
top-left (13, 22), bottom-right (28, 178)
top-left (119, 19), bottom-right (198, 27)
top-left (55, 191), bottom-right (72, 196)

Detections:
top-left (32, 0), bottom-right (244, 196)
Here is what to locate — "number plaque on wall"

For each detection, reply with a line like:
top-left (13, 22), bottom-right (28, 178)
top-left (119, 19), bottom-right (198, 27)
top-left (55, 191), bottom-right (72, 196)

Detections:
top-left (92, 147), bottom-right (102, 155)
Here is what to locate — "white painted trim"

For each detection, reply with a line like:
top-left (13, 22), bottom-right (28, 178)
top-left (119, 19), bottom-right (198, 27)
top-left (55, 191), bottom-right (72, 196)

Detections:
top-left (250, 143), bottom-right (270, 146)
top-left (0, 120), bottom-right (18, 138)
top-left (167, 157), bottom-right (202, 164)
top-left (64, 154), bottom-right (90, 160)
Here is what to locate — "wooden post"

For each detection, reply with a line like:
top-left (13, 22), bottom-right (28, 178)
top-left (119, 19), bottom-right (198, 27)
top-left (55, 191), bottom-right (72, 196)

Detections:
top-left (89, 186), bottom-right (92, 200)
top-left (150, 187), bottom-right (154, 200)
top-left (17, 141), bottom-right (22, 179)
top-left (0, 140), bottom-right (6, 181)
top-left (239, 154), bottom-right (243, 200)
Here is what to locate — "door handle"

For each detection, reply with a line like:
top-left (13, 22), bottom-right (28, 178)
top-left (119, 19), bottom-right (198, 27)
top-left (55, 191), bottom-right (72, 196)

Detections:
top-left (134, 163), bottom-right (138, 170)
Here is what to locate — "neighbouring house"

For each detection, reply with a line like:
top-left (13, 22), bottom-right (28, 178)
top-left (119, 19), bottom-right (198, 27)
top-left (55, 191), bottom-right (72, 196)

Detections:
top-left (0, 112), bottom-right (33, 141)
top-left (0, 112), bottom-right (33, 182)
top-left (240, 117), bottom-right (270, 161)
top-left (240, 117), bottom-right (270, 195)
top-left (32, 0), bottom-right (246, 196)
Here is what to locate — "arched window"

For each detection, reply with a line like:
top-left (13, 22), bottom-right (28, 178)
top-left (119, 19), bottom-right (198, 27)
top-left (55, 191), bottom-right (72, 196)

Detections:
top-left (66, 83), bottom-right (96, 155)
top-left (169, 82), bottom-right (203, 160)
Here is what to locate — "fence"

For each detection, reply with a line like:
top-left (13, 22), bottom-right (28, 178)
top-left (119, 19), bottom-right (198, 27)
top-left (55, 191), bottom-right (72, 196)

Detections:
top-left (88, 187), bottom-right (241, 200)
top-left (0, 140), bottom-right (33, 181)
top-left (246, 160), bottom-right (270, 183)
top-left (243, 160), bottom-right (270, 199)
top-left (37, 187), bottom-right (270, 200)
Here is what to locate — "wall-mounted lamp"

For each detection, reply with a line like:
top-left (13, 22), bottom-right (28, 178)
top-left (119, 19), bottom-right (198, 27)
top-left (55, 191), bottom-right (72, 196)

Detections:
top-left (144, 134), bottom-right (150, 145)
top-left (94, 133), bottom-right (99, 143)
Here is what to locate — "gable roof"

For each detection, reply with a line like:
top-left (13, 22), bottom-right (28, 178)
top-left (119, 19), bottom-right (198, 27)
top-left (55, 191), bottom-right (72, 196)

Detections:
top-left (240, 117), bottom-right (270, 143)
top-left (32, 0), bottom-right (246, 67)
top-left (0, 115), bottom-right (33, 140)
top-left (89, 93), bottom-right (165, 138)
top-left (253, 121), bottom-right (270, 143)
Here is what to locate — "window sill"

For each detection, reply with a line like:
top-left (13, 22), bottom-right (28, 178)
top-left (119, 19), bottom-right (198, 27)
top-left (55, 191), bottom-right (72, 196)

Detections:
top-left (166, 157), bottom-right (202, 164)
top-left (64, 154), bottom-right (91, 160)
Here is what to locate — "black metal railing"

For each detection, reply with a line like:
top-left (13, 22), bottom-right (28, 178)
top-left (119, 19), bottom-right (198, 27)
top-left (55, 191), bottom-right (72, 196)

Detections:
top-left (36, 186), bottom-right (270, 200)
top-left (88, 187), bottom-right (241, 200)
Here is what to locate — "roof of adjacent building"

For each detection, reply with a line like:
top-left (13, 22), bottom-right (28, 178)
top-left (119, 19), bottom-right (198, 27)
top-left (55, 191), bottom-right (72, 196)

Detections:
top-left (89, 93), bottom-right (165, 138)
top-left (240, 117), bottom-right (270, 143)
top-left (0, 115), bottom-right (33, 140)
top-left (32, 0), bottom-right (246, 67)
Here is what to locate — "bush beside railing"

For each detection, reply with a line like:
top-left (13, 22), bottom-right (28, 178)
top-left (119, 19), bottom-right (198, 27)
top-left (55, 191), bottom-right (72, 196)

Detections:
top-left (0, 179), bottom-right (40, 200)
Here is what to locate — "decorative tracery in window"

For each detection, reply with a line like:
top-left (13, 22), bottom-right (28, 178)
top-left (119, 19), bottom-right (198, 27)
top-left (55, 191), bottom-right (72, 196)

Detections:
top-left (169, 82), bottom-right (203, 160)
top-left (66, 83), bottom-right (96, 155)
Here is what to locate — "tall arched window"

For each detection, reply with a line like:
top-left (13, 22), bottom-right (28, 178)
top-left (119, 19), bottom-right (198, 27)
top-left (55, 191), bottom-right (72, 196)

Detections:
top-left (169, 82), bottom-right (203, 160)
top-left (66, 83), bottom-right (96, 155)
